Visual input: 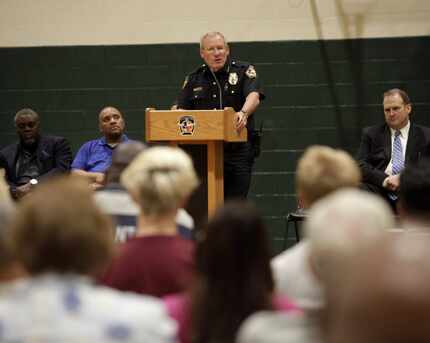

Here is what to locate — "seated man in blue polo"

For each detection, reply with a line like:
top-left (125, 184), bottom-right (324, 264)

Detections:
top-left (72, 106), bottom-right (129, 189)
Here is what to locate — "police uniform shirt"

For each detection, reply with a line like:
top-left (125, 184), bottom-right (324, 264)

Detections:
top-left (177, 60), bottom-right (265, 132)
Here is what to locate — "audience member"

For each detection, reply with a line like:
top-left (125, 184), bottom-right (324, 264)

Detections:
top-left (94, 141), bottom-right (195, 242)
top-left (244, 189), bottom-right (392, 343)
top-left (0, 172), bottom-right (25, 282)
top-left (164, 201), bottom-right (298, 343)
top-left (0, 108), bottom-right (72, 200)
top-left (0, 169), bottom-right (13, 204)
top-left (398, 158), bottom-right (430, 229)
top-left (0, 176), bottom-right (175, 342)
top-left (358, 88), bottom-right (430, 210)
top-left (272, 145), bottom-right (361, 310)
top-left (101, 146), bottom-right (198, 297)
top-left (324, 234), bottom-right (430, 343)
top-left (304, 188), bottom-right (394, 288)
top-left (72, 106), bottom-right (129, 189)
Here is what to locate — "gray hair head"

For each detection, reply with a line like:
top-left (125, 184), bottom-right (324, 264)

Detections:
top-left (14, 108), bottom-right (39, 124)
top-left (200, 31), bottom-right (228, 50)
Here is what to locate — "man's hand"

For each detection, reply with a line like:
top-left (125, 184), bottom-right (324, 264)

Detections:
top-left (90, 172), bottom-right (105, 190)
top-left (15, 182), bottom-right (32, 199)
top-left (94, 172), bottom-right (105, 185)
top-left (383, 174), bottom-right (401, 191)
top-left (71, 170), bottom-right (105, 190)
top-left (235, 111), bottom-right (247, 131)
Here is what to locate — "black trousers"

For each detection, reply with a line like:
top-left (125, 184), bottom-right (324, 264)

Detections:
top-left (224, 141), bottom-right (255, 199)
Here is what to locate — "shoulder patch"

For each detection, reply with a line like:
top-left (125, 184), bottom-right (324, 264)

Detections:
top-left (245, 65), bottom-right (257, 79)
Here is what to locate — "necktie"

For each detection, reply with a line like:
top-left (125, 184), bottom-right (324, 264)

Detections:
top-left (392, 130), bottom-right (404, 175)
top-left (388, 130), bottom-right (404, 201)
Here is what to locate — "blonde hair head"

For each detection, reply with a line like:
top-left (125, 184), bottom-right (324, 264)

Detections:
top-left (121, 146), bottom-right (199, 217)
top-left (296, 145), bottom-right (361, 207)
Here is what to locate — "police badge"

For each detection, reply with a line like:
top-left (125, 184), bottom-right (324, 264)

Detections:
top-left (245, 65), bottom-right (257, 79)
top-left (228, 72), bottom-right (238, 85)
top-left (178, 115), bottom-right (195, 136)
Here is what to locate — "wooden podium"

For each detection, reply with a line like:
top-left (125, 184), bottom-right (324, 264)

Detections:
top-left (145, 107), bottom-right (247, 215)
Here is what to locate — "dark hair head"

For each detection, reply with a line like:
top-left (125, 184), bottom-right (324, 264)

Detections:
top-left (197, 200), bottom-right (273, 285)
top-left (105, 141), bottom-right (147, 184)
top-left (383, 88), bottom-right (411, 105)
top-left (399, 159), bottom-right (430, 219)
top-left (191, 200), bottom-right (274, 343)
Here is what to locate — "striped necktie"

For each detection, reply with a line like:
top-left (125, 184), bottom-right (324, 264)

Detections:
top-left (392, 130), bottom-right (404, 175)
top-left (388, 130), bottom-right (404, 201)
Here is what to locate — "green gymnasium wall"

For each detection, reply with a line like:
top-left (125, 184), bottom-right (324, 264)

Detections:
top-left (1, 36), bottom-right (430, 254)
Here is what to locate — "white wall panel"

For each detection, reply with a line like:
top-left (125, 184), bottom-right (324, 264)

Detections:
top-left (0, 0), bottom-right (429, 47)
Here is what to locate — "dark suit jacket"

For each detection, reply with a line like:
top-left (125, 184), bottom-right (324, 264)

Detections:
top-left (357, 122), bottom-right (430, 188)
top-left (0, 135), bottom-right (72, 188)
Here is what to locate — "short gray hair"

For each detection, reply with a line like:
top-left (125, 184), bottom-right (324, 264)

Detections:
top-left (200, 31), bottom-right (228, 50)
top-left (305, 188), bottom-right (394, 273)
top-left (14, 108), bottom-right (39, 124)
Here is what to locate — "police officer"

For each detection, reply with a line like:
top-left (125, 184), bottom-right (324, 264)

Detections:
top-left (176, 31), bottom-right (265, 199)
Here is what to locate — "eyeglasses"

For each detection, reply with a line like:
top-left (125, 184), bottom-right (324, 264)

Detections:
top-left (202, 46), bottom-right (227, 54)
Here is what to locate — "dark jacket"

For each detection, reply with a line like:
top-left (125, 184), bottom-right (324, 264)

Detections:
top-left (357, 123), bottom-right (430, 187)
top-left (0, 135), bottom-right (72, 188)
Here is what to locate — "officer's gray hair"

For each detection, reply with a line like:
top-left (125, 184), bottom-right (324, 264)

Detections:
top-left (200, 32), bottom-right (228, 50)
top-left (14, 108), bottom-right (39, 124)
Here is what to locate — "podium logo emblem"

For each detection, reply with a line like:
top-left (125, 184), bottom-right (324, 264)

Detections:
top-left (178, 115), bottom-right (195, 136)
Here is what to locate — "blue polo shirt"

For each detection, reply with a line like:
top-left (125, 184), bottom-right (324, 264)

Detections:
top-left (72, 135), bottom-right (129, 173)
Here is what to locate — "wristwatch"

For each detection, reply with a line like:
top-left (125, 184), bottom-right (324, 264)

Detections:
top-left (240, 109), bottom-right (248, 117)
top-left (30, 178), bottom-right (38, 186)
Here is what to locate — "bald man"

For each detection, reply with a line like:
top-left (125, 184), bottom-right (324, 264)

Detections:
top-left (72, 106), bottom-right (129, 188)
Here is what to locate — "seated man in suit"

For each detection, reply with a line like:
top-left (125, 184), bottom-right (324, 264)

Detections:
top-left (0, 108), bottom-right (72, 200)
top-left (358, 88), bottom-right (430, 209)
top-left (72, 106), bottom-right (129, 189)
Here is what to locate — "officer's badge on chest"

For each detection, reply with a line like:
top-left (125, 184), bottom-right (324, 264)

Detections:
top-left (228, 72), bottom-right (238, 85)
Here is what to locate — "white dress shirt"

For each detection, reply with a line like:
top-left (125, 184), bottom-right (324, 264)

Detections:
top-left (384, 120), bottom-right (410, 176)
